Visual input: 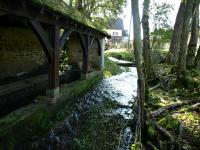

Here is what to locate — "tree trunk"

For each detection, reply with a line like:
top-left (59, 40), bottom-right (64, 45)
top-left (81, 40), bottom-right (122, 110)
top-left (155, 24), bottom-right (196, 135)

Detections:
top-left (69, 0), bottom-right (73, 6)
top-left (165, 2), bottom-right (186, 64)
top-left (132, 0), bottom-right (145, 138)
top-left (186, 2), bottom-right (199, 68)
top-left (195, 45), bottom-right (200, 70)
top-left (177, 0), bottom-right (194, 79)
top-left (142, 0), bottom-right (154, 80)
top-left (76, 0), bottom-right (83, 10)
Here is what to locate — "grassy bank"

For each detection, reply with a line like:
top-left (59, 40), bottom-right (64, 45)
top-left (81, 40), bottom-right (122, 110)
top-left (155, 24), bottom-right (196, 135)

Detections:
top-left (103, 56), bottom-right (124, 77)
top-left (105, 50), bottom-right (135, 62)
top-left (0, 72), bottom-right (103, 149)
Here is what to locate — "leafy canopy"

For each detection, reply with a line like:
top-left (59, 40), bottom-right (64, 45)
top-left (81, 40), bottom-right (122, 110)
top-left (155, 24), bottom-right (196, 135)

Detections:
top-left (64, 0), bottom-right (127, 28)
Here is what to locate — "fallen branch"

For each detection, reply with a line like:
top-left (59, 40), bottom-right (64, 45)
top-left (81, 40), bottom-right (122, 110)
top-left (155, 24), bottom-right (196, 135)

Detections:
top-left (116, 62), bottom-right (136, 67)
top-left (146, 141), bottom-right (159, 150)
top-left (155, 122), bottom-right (174, 143)
top-left (149, 84), bottom-right (161, 91)
top-left (151, 99), bottom-right (200, 118)
top-left (154, 122), bottom-right (175, 150)
top-left (190, 103), bottom-right (200, 111)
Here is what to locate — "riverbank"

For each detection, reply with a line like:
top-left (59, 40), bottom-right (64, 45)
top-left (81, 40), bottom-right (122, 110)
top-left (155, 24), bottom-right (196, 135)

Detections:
top-left (105, 50), bottom-right (200, 150)
top-left (147, 64), bottom-right (200, 150)
top-left (0, 54), bottom-right (136, 149)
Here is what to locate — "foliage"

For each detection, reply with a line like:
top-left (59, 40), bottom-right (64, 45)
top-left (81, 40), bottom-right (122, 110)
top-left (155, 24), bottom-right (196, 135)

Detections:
top-left (63, 0), bottom-right (127, 28)
top-left (59, 49), bottom-right (69, 72)
top-left (150, 1), bottom-right (174, 51)
top-left (150, 1), bottom-right (174, 30)
top-left (151, 28), bottom-right (173, 42)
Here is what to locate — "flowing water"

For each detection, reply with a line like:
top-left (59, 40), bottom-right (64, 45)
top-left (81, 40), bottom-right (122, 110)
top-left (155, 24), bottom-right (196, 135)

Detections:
top-left (19, 62), bottom-right (138, 150)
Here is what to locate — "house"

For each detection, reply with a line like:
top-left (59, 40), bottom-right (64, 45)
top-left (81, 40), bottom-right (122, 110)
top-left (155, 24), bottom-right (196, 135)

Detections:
top-left (106, 18), bottom-right (128, 48)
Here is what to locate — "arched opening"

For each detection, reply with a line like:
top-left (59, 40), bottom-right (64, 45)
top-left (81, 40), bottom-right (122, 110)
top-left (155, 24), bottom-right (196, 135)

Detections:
top-left (88, 39), bottom-right (102, 72)
top-left (59, 32), bottom-right (83, 84)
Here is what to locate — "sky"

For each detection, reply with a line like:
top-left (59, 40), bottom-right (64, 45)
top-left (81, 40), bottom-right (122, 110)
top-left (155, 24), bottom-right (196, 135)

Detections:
top-left (122, 0), bottom-right (181, 38)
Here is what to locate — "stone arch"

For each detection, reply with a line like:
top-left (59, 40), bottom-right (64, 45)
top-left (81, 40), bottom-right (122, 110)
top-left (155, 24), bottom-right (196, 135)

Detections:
top-left (63, 31), bottom-right (84, 76)
top-left (88, 38), bottom-right (102, 71)
top-left (96, 38), bottom-right (102, 57)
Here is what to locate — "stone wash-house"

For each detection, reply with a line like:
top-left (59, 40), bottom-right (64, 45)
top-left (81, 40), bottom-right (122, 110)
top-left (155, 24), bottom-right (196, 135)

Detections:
top-left (0, 0), bottom-right (110, 116)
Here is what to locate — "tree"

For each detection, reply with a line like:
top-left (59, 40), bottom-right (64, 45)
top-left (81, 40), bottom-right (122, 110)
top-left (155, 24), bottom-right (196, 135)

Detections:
top-left (165, 2), bottom-right (186, 64)
top-left (132, 0), bottom-right (146, 144)
top-left (150, 1), bottom-right (173, 60)
top-left (64, 0), bottom-right (127, 28)
top-left (142, 0), bottom-right (154, 80)
top-left (186, 1), bottom-right (199, 68)
top-left (195, 45), bottom-right (200, 70)
top-left (150, 1), bottom-right (173, 31)
top-left (177, 0), bottom-right (194, 79)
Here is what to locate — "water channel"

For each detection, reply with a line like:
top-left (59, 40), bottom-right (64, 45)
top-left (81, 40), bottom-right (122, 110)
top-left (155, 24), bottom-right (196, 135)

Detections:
top-left (18, 59), bottom-right (138, 150)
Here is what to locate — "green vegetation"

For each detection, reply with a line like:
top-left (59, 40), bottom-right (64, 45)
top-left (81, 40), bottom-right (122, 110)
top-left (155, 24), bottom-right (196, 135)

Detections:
top-left (105, 50), bottom-right (135, 62)
top-left (0, 73), bottom-right (102, 149)
top-left (59, 49), bottom-right (69, 72)
top-left (147, 62), bottom-right (200, 149)
top-left (103, 56), bottom-right (124, 77)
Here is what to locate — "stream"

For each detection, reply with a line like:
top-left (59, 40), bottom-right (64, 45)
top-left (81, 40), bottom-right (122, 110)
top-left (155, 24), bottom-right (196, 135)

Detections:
top-left (18, 59), bottom-right (138, 150)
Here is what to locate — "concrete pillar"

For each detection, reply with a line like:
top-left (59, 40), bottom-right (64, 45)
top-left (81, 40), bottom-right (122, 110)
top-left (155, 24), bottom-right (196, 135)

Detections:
top-left (100, 38), bottom-right (105, 70)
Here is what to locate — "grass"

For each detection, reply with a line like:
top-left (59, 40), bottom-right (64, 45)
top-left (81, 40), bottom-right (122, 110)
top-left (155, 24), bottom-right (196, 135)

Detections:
top-left (105, 50), bottom-right (135, 62)
top-left (103, 56), bottom-right (124, 77)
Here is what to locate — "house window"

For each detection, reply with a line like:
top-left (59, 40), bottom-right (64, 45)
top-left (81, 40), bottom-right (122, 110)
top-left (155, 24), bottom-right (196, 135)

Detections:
top-left (113, 32), bottom-right (118, 36)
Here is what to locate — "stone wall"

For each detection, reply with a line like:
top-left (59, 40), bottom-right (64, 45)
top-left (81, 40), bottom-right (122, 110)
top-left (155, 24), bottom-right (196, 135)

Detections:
top-left (89, 40), bottom-right (101, 71)
top-left (66, 33), bottom-right (83, 70)
top-left (0, 26), bottom-right (47, 82)
top-left (66, 33), bottom-right (102, 72)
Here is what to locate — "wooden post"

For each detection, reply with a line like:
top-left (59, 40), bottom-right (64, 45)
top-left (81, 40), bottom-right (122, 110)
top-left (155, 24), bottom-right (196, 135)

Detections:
top-left (59, 29), bottom-right (73, 49)
top-left (46, 25), bottom-right (60, 99)
top-left (81, 34), bottom-right (89, 79)
top-left (30, 21), bottom-right (60, 102)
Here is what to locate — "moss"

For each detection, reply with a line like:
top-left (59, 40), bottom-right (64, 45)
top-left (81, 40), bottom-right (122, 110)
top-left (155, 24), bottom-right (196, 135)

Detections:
top-left (148, 63), bottom-right (200, 149)
top-left (0, 72), bottom-right (102, 148)
top-left (158, 116), bottom-right (180, 131)
top-left (147, 126), bottom-right (156, 139)
top-left (29, 0), bottom-right (109, 35)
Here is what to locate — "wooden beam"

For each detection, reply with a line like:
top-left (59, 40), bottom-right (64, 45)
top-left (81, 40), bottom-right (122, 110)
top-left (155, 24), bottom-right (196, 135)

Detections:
top-left (89, 36), bottom-right (94, 49)
top-left (48, 25), bottom-right (60, 89)
top-left (0, 10), bottom-right (7, 16)
top-left (59, 29), bottom-right (73, 49)
top-left (81, 34), bottom-right (90, 75)
top-left (29, 20), bottom-right (53, 62)
top-left (96, 38), bottom-right (102, 56)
